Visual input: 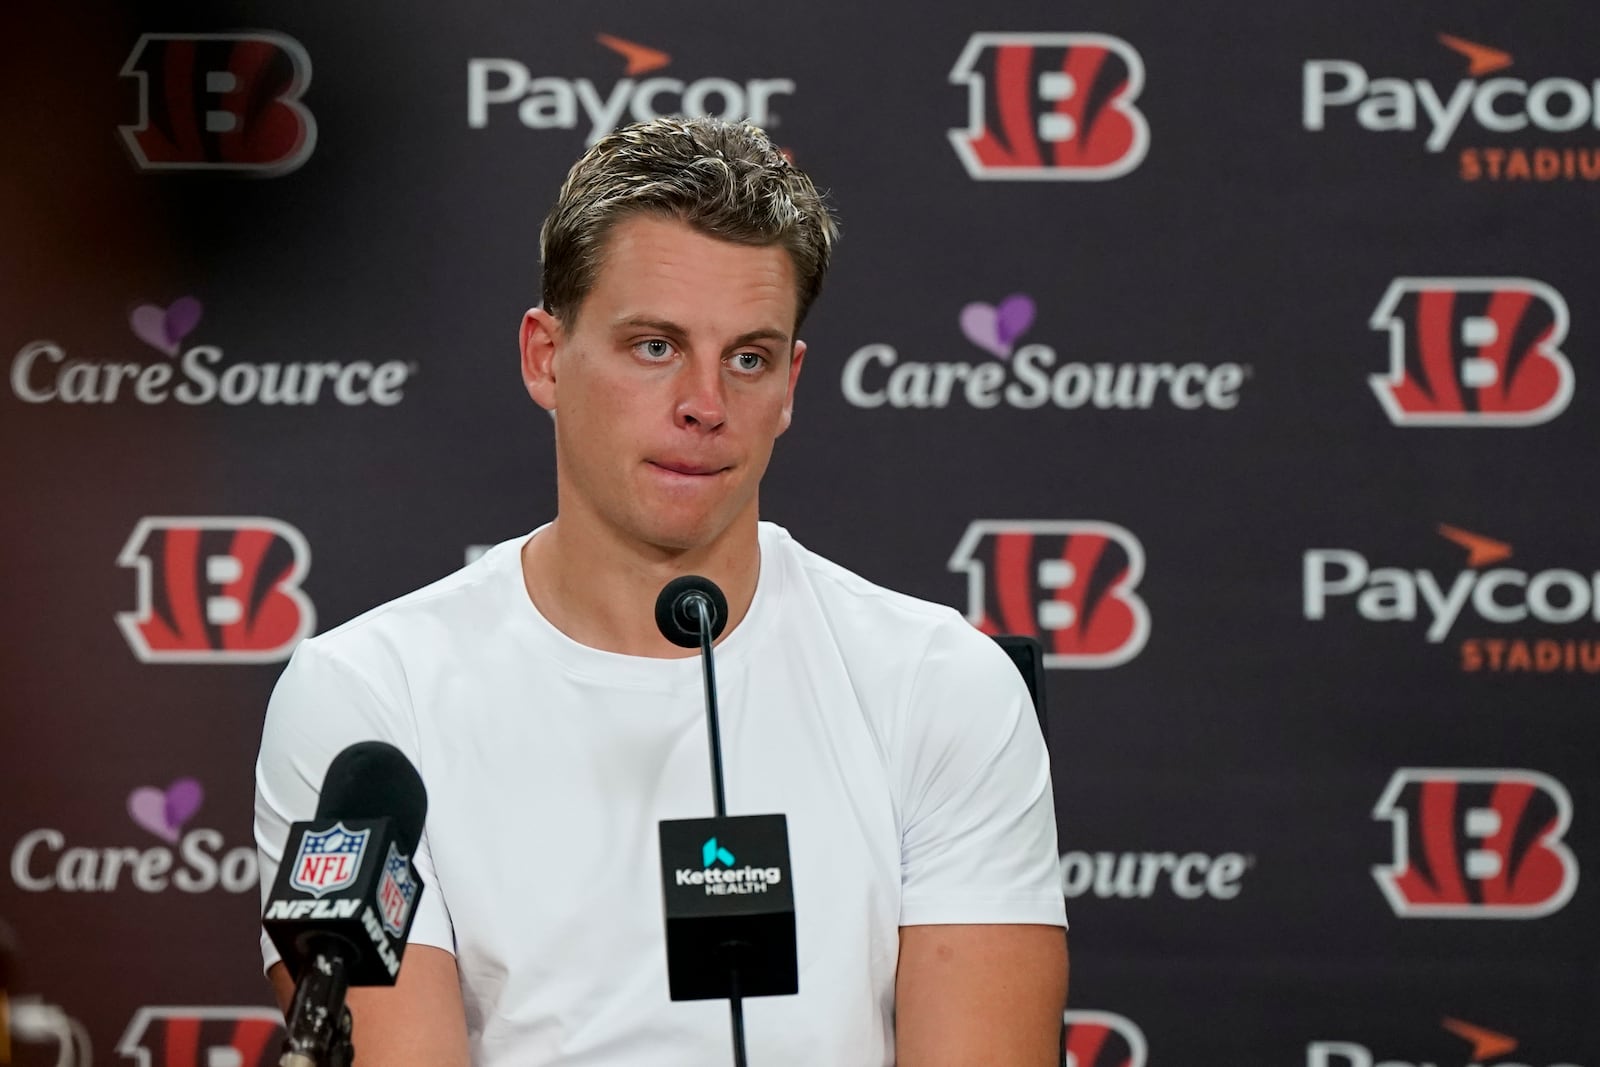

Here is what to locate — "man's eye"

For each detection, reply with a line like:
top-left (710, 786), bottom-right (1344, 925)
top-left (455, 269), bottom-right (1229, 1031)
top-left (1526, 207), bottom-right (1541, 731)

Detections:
top-left (732, 352), bottom-right (766, 372)
top-left (638, 340), bottom-right (674, 360)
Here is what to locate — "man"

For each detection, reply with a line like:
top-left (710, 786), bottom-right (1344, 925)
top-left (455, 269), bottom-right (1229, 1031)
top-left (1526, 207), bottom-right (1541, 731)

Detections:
top-left (255, 116), bottom-right (1067, 1065)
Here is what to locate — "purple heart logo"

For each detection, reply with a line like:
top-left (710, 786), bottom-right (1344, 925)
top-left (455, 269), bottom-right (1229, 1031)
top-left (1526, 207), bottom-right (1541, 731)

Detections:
top-left (127, 777), bottom-right (205, 843)
top-left (129, 297), bottom-right (203, 356)
top-left (959, 293), bottom-right (1036, 359)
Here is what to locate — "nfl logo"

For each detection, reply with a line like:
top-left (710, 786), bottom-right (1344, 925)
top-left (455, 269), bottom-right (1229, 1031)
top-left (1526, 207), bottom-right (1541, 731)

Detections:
top-left (377, 843), bottom-right (419, 937)
top-left (289, 823), bottom-right (371, 898)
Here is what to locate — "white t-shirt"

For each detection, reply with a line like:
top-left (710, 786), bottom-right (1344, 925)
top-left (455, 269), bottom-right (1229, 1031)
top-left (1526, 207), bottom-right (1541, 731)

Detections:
top-left (255, 522), bottom-right (1066, 1066)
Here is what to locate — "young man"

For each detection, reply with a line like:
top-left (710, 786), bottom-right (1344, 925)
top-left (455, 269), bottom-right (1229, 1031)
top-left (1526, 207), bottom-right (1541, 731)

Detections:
top-left (255, 116), bottom-right (1067, 1065)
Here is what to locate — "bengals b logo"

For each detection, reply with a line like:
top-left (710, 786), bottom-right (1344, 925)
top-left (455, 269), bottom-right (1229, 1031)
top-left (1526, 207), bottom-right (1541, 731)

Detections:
top-left (948, 33), bottom-right (1149, 180)
top-left (1372, 768), bottom-right (1578, 919)
top-left (117, 1006), bottom-right (285, 1067)
top-left (120, 32), bottom-right (317, 174)
top-left (949, 521), bottom-right (1149, 669)
top-left (1369, 278), bottom-right (1573, 426)
top-left (1062, 1010), bottom-right (1147, 1067)
top-left (117, 516), bottom-right (314, 663)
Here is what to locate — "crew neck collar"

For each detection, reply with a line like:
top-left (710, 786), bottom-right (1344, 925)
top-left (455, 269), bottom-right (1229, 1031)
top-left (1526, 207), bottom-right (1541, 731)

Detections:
top-left (501, 522), bottom-right (783, 689)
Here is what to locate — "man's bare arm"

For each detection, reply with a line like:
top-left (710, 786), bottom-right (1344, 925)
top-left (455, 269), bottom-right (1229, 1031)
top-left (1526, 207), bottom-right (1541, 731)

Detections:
top-left (894, 924), bottom-right (1068, 1067)
top-left (268, 947), bottom-right (471, 1067)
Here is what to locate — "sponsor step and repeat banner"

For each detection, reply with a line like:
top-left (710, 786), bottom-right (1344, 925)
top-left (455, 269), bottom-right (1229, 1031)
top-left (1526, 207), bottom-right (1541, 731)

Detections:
top-left (2, 3), bottom-right (1596, 1064)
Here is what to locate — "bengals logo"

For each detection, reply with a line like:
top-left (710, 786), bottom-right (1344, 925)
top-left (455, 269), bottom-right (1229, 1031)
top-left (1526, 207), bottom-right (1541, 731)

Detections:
top-left (948, 33), bottom-right (1149, 180)
top-left (116, 1006), bottom-right (285, 1067)
top-left (1062, 1010), bottom-right (1147, 1067)
top-left (120, 33), bottom-right (317, 174)
top-left (117, 516), bottom-right (315, 663)
top-left (1369, 278), bottom-right (1573, 426)
top-left (1372, 768), bottom-right (1578, 919)
top-left (949, 521), bottom-right (1149, 669)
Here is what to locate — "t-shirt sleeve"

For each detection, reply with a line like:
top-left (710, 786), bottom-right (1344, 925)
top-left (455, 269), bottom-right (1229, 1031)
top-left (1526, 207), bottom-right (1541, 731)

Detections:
top-left (255, 636), bottom-right (456, 974)
top-left (896, 619), bottom-right (1067, 929)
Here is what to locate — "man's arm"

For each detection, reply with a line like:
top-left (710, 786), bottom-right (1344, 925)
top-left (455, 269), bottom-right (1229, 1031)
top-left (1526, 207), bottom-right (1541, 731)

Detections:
top-left (895, 924), bottom-right (1067, 1067)
top-left (268, 947), bottom-right (471, 1067)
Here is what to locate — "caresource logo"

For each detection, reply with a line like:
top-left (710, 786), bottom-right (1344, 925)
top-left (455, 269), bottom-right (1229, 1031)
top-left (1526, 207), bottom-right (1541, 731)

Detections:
top-left (1062, 1011), bottom-right (1147, 1067)
top-left (469, 34), bottom-right (795, 144)
top-left (1372, 768), bottom-right (1577, 919)
top-left (1309, 1016), bottom-right (1584, 1067)
top-left (9, 777), bottom-right (258, 894)
top-left (1370, 278), bottom-right (1572, 426)
top-left (1060, 849), bottom-right (1252, 900)
top-left (843, 294), bottom-right (1248, 411)
top-left (118, 1006), bottom-right (285, 1067)
top-left (950, 521), bottom-right (1148, 669)
top-left (10, 295), bottom-right (418, 406)
top-left (121, 33), bottom-right (315, 175)
top-left (1303, 34), bottom-right (1600, 182)
top-left (949, 33), bottom-right (1148, 180)
top-left (1303, 524), bottom-right (1600, 673)
top-left (118, 516), bottom-right (315, 663)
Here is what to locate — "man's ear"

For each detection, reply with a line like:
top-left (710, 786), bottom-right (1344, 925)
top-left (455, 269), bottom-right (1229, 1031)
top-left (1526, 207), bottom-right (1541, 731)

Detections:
top-left (777, 339), bottom-right (806, 436)
top-left (520, 307), bottom-right (561, 411)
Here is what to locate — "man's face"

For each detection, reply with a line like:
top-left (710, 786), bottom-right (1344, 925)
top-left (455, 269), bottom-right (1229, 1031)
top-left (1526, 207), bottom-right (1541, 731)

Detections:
top-left (521, 214), bottom-right (805, 554)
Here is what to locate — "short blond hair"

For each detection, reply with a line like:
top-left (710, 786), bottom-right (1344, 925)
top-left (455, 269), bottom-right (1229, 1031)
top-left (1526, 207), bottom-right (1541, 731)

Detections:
top-left (539, 116), bottom-right (839, 329)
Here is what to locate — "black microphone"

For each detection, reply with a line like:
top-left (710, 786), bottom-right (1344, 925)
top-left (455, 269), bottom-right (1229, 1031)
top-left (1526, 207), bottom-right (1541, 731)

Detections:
top-left (654, 577), bottom-right (797, 1067)
top-left (656, 574), bottom-right (729, 649)
top-left (262, 741), bottom-right (429, 1067)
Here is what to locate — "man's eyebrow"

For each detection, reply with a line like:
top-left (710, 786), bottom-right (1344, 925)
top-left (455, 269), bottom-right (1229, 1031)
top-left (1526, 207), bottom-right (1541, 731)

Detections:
top-left (613, 316), bottom-right (791, 348)
top-left (614, 315), bottom-right (687, 337)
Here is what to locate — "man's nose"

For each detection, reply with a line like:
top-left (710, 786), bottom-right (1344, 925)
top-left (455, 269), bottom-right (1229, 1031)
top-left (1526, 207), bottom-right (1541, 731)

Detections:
top-left (675, 356), bottom-right (727, 430)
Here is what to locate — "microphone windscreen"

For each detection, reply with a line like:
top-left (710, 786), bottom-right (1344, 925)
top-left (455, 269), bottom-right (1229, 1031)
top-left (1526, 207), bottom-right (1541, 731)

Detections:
top-left (314, 741), bottom-right (429, 855)
top-left (655, 575), bottom-right (729, 648)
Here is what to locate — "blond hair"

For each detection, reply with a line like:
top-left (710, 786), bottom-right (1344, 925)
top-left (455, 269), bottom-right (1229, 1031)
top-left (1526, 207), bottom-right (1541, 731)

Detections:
top-left (539, 116), bottom-right (839, 329)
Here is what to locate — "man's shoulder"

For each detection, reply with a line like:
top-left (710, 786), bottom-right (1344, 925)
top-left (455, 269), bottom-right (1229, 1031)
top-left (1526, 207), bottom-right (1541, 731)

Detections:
top-left (763, 523), bottom-right (1000, 670)
top-left (298, 535), bottom-right (523, 671)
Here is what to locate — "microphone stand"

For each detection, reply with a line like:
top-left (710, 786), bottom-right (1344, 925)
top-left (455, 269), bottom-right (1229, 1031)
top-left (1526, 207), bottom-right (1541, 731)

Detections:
top-left (280, 946), bottom-right (356, 1067)
top-left (688, 594), bottom-right (749, 1067)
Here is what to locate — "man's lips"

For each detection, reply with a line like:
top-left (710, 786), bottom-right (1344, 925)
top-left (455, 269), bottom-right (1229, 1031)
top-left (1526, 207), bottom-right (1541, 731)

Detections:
top-left (648, 460), bottom-right (729, 476)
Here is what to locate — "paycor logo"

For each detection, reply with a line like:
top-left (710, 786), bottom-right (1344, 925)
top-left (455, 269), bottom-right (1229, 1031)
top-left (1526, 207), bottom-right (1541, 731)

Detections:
top-left (1304, 525), bottom-right (1600, 673)
top-left (1304, 34), bottom-right (1600, 181)
top-left (1309, 1015), bottom-right (1586, 1067)
top-left (468, 34), bottom-right (795, 144)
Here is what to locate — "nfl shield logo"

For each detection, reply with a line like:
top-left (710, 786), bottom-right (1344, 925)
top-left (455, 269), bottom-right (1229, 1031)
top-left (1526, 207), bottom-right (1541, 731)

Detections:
top-left (289, 822), bottom-right (371, 898)
top-left (377, 843), bottom-right (419, 937)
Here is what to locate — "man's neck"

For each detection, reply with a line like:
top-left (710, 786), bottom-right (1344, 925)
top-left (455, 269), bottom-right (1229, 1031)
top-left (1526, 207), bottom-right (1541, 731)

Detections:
top-left (520, 511), bottom-right (762, 658)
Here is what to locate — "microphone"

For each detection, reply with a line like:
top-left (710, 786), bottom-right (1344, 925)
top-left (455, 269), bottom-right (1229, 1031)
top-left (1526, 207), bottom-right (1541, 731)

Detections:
top-left (656, 574), bottom-right (729, 649)
top-left (262, 741), bottom-right (429, 1067)
top-left (654, 577), bottom-right (797, 1067)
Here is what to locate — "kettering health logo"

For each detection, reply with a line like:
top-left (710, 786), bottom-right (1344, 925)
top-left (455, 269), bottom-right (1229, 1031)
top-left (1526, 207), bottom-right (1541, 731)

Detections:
top-left (842, 293), bottom-right (1249, 411)
top-left (468, 34), bottom-right (796, 144)
top-left (674, 837), bottom-right (782, 896)
top-left (11, 295), bottom-right (418, 406)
